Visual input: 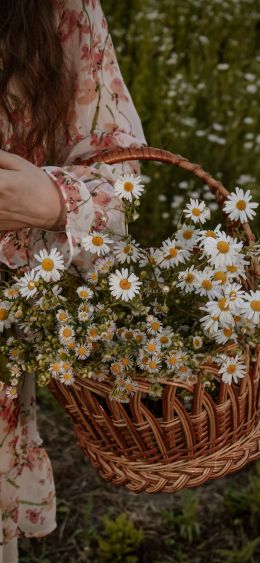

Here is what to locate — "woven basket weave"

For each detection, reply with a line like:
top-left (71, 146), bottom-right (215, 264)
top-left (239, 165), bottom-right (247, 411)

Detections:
top-left (50, 146), bottom-right (260, 493)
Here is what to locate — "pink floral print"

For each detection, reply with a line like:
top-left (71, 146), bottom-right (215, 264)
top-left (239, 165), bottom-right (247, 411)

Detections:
top-left (0, 0), bottom-right (147, 560)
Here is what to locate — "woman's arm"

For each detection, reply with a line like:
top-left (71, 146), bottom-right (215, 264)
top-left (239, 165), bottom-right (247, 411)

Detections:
top-left (0, 0), bottom-right (147, 271)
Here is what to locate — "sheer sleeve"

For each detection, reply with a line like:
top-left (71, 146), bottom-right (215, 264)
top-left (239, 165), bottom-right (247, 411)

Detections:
top-left (0, 0), bottom-right (147, 272)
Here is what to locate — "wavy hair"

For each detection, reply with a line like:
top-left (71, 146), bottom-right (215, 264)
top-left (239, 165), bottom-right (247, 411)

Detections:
top-left (0, 0), bottom-right (76, 163)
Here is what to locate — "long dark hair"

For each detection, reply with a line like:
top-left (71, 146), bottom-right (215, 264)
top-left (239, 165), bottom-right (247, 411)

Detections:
top-left (0, 0), bottom-right (76, 163)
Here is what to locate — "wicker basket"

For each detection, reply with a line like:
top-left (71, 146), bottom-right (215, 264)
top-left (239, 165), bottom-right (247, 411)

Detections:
top-left (50, 146), bottom-right (260, 493)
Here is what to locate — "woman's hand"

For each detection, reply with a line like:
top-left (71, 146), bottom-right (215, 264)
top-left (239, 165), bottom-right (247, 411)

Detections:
top-left (0, 149), bottom-right (67, 231)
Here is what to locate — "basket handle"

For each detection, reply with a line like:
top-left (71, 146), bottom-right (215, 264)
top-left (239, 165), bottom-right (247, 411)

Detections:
top-left (74, 145), bottom-right (256, 244)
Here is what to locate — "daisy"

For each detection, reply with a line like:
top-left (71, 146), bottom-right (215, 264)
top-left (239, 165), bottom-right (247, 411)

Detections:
top-left (203, 232), bottom-right (243, 268)
top-left (146, 356), bottom-right (162, 373)
top-left (58, 325), bottom-right (75, 345)
top-left (114, 239), bottom-right (141, 264)
top-left (16, 270), bottom-right (39, 299)
top-left (223, 187), bottom-right (258, 223)
top-left (87, 325), bottom-right (100, 341)
top-left (119, 355), bottom-right (133, 370)
top-left (0, 301), bottom-right (14, 332)
top-left (109, 268), bottom-right (141, 301)
top-left (178, 364), bottom-right (192, 380)
top-left (160, 239), bottom-right (190, 268)
top-left (165, 352), bottom-right (180, 370)
top-left (6, 386), bottom-right (18, 399)
top-left (195, 268), bottom-right (222, 298)
top-left (59, 372), bottom-right (75, 385)
top-left (200, 312), bottom-right (221, 334)
top-left (139, 248), bottom-right (163, 268)
top-left (146, 316), bottom-right (163, 335)
top-left (56, 309), bottom-right (70, 323)
top-left (217, 354), bottom-right (246, 384)
top-left (175, 224), bottom-right (200, 249)
top-left (118, 376), bottom-right (139, 396)
top-left (193, 336), bottom-right (203, 350)
top-left (75, 343), bottom-right (92, 360)
top-left (214, 326), bottom-right (237, 345)
top-left (224, 255), bottom-right (249, 279)
top-left (94, 256), bottom-right (115, 274)
top-left (3, 286), bottom-right (20, 300)
top-left (177, 266), bottom-right (198, 293)
top-left (201, 298), bottom-right (234, 327)
top-left (157, 328), bottom-right (174, 348)
top-left (183, 198), bottom-right (210, 224)
top-left (82, 231), bottom-right (112, 256)
top-left (49, 361), bottom-right (64, 377)
top-left (134, 331), bottom-right (147, 345)
top-left (111, 362), bottom-right (124, 376)
top-left (78, 302), bottom-right (94, 322)
top-left (86, 270), bottom-right (99, 285)
top-left (212, 269), bottom-right (229, 285)
top-left (137, 353), bottom-right (150, 370)
top-left (241, 290), bottom-right (260, 324)
top-left (34, 248), bottom-right (65, 282)
top-left (144, 339), bottom-right (161, 355)
top-left (223, 283), bottom-right (246, 313)
top-left (76, 286), bottom-right (93, 300)
top-left (113, 173), bottom-right (144, 201)
top-left (197, 224), bottom-right (222, 244)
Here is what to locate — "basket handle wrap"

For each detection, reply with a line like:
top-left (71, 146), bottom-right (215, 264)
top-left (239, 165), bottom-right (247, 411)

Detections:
top-left (75, 145), bottom-right (256, 244)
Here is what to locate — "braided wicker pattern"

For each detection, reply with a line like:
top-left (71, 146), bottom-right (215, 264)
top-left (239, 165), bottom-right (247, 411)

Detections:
top-left (50, 146), bottom-right (260, 492)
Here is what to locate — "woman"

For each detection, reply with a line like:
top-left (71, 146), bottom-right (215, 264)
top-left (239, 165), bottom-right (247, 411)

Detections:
top-left (0, 0), bottom-right (147, 560)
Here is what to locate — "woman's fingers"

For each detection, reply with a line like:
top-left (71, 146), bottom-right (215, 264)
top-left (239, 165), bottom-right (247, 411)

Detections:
top-left (0, 149), bottom-right (30, 171)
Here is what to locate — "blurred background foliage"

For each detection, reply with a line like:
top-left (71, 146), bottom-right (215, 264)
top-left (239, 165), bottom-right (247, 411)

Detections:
top-left (103, 0), bottom-right (260, 243)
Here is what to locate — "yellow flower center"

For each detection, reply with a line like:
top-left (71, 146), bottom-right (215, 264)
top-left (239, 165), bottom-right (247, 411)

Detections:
top-left (67, 341), bottom-right (76, 350)
top-left (121, 357), bottom-right (130, 366)
top-left (125, 331), bottom-right (134, 340)
top-left (28, 281), bottom-right (36, 289)
top-left (92, 236), bottom-right (104, 247)
top-left (80, 290), bottom-right (89, 298)
top-left (0, 308), bottom-right (8, 320)
top-left (192, 207), bottom-right (201, 216)
top-left (63, 328), bottom-right (73, 338)
top-left (124, 182), bottom-right (134, 192)
top-left (218, 298), bottom-right (229, 311)
top-left (59, 312), bottom-right (68, 321)
top-left (135, 334), bottom-right (143, 343)
top-left (89, 328), bottom-right (98, 337)
top-left (125, 382), bottom-right (134, 392)
top-left (78, 346), bottom-right (87, 355)
top-left (151, 321), bottom-right (160, 331)
top-left (217, 241), bottom-right (230, 254)
top-left (123, 245), bottom-right (132, 255)
top-left (63, 372), bottom-right (73, 381)
top-left (236, 199), bottom-right (247, 210)
top-left (120, 279), bottom-right (131, 290)
top-left (183, 230), bottom-right (193, 240)
top-left (185, 273), bottom-right (195, 283)
top-left (168, 356), bottom-right (177, 365)
top-left (206, 230), bottom-right (217, 238)
top-left (160, 335), bottom-right (169, 344)
top-left (250, 300), bottom-right (260, 312)
top-left (169, 247), bottom-right (178, 257)
top-left (179, 365), bottom-right (188, 373)
top-left (52, 362), bottom-right (62, 371)
top-left (227, 265), bottom-right (237, 273)
top-left (147, 343), bottom-right (156, 353)
top-left (223, 327), bottom-right (233, 337)
top-left (213, 271), bottom-right (227, 284)
top-left (227, 364), bottom-right (236, 374)
top-left (202, 279), bottom-right (212, 290)
top-left (42, 258), bottom-right (54, 271)
top-left (149, 361), bottom-right (157, 370)
top-left (90, 273), bottom-right (98, 281)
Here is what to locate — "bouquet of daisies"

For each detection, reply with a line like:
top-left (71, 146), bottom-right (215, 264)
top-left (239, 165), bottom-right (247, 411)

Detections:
top-left (0, 174), bottom-right (259, 404)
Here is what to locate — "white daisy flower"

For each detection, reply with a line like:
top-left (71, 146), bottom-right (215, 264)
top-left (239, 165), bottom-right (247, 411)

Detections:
top-left (223, 283), bottom-right (246, 313)
top-left (134, 331), bottom-right (147, 345)
top-left (197, 224), bottom-right (222, 245)
top-left (6, 386), bottom-right (18, 399)
top-left (178, 364), bottom-right (192, 380)
top-left (212, 269), bottom-right (229, 286)
top-left (75, 343), bottom-right (92, 360)
top-left (78, 302), bottom-right (94, 322)
top-left (58, 325), bottom-right (75, 344)
top-left (203, 232), bottom-right (243, 268)
top-left (56, 309), bottom-right (70, 323)
top-left (201, 298), bottom-right (234, 327)
top-left (82, 231), bottom-right (113, 256)
top-left (195, 268), bottom-right (222, 298)
top-left (184, 198), bottom-right (211, 224)
top-left (160, 239), bottom-right (190, 268)
top-left (87, 325), bottom-right (100, 341)
top-left (111, 362), bottom-right (124, 376)
top-left (193, 336), bottom-right (203, 350)
top-left (3, 286), bottom-right (20, 300)
top-left (224, 255), bottom-right (249, 279)
top-left (34, 248), bottom-right (65, 282)
top-left (175, 224), bottom-right (200, 249)
top-left (165, 352), bottom-right (180, 370)
top-left (114, 173), bottom-right (145, 201)
top-left (114, 239), bottom-right (141, 264)
top-left (157, 328), bottom-right (174, 348)
top-left (59, 372), bottom-right (75, 385)
top-left (200, 312), bottom-right (221, 334)
top-left (217, 354), bottom-right (246, 384)
top-left (146, 316), bottom-right (163, 335)
top-left (0, 301), bottom-right (14, 332)
top-left (214, 326), bottom-right (237, 344)
top-left (139, 248), bottom-right (163, 268)
top-left (177, 266), bottom-right (198, 293)
top-left (146, 356), bottom-right (162, 373)
top-left (241, 290), bottom-right (260, 324)
top-left (16, 270), bottom-right (39, 299)
top-left (76, 286), bottom-right (93, 300)
top-left (119, 355), bottom-right (133, 370)
top-left (118, 376), bottom-right (139, 396)
top-left (94, 256), bottom-right (115, 274)
top-left (223, 187), bottom-right (258, 223)
top-left (49, 361), bottom-right (64, 377)
top-left (109, 268), bottom-right (141, 301)
top-left (86, 270), bottom-right (99, 285)
top-left (137, 353), bottom-right (150, 370)
top-left (144, 339), bottom-right (161, 355)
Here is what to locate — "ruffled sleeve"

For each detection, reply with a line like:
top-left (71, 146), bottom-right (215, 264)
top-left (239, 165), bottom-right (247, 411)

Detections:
top-left (0, 0), bottom-right (147, 272)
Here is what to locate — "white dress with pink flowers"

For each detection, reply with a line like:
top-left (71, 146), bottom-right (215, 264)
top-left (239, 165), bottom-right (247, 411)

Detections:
top-left (0, 0), bottom-right (147, 560)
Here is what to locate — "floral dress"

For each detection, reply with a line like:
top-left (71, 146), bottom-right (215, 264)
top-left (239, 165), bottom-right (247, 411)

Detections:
top-left (0, 0), bottom-right (147, 560)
